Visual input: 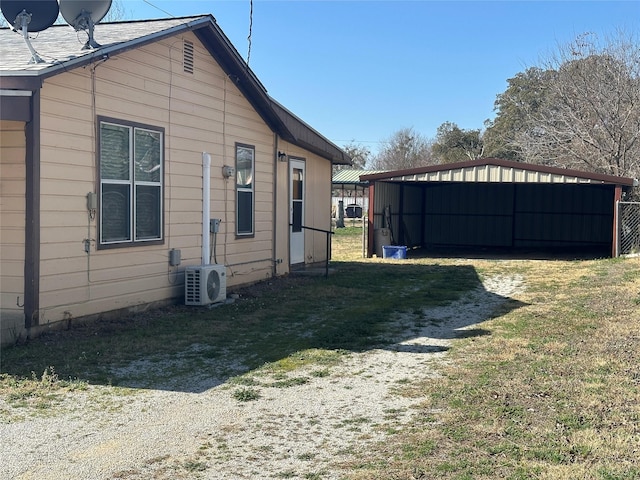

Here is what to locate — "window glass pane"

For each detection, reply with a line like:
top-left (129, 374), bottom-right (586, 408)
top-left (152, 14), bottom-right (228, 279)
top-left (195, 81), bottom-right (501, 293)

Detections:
top-left (100, 123), bottom-right (130, 181)
top-left (293, 168), bottom-right (303, 200)
top-left (134, 129), bottom-right (161, 183)
top-left (135, 185), bottom-right (161, 240)
top-left (102, 183), bottom-right (131, 242)
top-left (236, 146), bottom-right (254, 188)
top-left (292, 201), bottom-right (302, 233)
top-left (237, 190), bottom-right (253, 234)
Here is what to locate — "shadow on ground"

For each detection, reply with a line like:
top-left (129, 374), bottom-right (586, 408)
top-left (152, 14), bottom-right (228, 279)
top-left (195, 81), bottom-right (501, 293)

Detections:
top-left (412, 245), bottom-right (610, 261)
top-left (1, 261), bottom-right (528, 394)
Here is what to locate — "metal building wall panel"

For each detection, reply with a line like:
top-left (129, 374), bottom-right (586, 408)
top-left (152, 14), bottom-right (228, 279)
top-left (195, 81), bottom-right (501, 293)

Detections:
top-left (513, 184), bottom-right (614, 247)
top-left (422, 183), bottom-right (514, 247)
top-left (373, 182), bottom-right (401, 231)
top-left (401, 185), bottom-right (423, 247)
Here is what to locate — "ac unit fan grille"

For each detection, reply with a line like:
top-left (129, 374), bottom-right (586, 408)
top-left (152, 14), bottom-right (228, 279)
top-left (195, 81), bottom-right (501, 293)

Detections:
top-left (185, 269), bottom-right (201, 304)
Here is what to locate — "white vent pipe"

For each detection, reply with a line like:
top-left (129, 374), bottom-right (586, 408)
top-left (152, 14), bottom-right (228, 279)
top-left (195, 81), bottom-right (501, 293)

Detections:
top-left (202, 152), bottom-right (211, 265)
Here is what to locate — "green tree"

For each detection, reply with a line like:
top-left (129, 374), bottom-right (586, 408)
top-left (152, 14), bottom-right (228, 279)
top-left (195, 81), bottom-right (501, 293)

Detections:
top-left (370, 127), bottom-right (433, 170)
top-left (432, 122), bottom-right (484, 163)
top-left (483, 67), bottom-right (554, 161)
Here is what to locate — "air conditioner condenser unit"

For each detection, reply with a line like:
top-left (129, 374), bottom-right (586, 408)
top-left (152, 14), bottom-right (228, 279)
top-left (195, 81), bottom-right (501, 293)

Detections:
top-left (185, 264), bottom-right (227, 306)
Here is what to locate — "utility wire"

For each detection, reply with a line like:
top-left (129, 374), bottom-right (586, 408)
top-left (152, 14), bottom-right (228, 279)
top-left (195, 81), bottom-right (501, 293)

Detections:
top-left (246, 0), bottom-right (253, 66)
top-left (143, 0), bottom-right (175, 18)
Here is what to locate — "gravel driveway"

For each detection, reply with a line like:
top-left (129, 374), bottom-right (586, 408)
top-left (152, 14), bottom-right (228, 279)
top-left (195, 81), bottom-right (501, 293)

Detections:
top-left (1, 274), bottom-right (523, 479)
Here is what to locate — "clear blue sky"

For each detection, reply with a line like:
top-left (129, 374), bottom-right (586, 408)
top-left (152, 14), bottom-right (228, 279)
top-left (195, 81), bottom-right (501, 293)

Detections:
top-left (118, 1), bottom-right (638, 155)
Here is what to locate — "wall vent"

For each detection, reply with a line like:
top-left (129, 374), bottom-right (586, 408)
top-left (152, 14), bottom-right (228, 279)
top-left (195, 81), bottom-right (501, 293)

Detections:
top-left (183, 40), bottom-right (194, 74)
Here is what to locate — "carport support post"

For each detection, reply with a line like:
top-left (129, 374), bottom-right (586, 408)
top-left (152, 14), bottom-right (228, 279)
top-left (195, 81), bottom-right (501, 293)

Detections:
top-left (367, 182), bottom-right (375, 257)
top-left (612, 185), bottom-right (623, 257)
top-left (336, 200), bottom-right (344, 228)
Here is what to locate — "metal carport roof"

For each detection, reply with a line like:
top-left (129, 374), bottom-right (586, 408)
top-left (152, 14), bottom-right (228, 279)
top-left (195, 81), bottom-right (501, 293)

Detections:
top-left (360, 158), bottom-right (637, 186)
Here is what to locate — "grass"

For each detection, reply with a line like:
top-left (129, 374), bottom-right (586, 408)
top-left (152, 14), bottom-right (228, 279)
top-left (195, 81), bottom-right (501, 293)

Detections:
top-left (345, 256), bottom-right (640, 479)
top-left (2, 229), bottom-right (640, 479)
top-left (232, 387), bottom-right (261, 402)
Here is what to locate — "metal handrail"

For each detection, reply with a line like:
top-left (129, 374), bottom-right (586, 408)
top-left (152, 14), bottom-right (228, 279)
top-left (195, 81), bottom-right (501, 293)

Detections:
top-left (290, 224), bottom-right (334, 277)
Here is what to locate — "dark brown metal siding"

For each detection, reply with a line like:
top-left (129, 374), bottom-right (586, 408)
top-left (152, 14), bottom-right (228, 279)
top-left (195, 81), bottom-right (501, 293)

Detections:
top-left (513, 184), bottom-right (613, 248)
top-left (371, 180), bottom-right (616, 255)
top-left (417, 183), bottom-right (614, 250)
top-left (400, 185), bottom-right (423, 247)
top-left (422, 183), bottom-right (514, 247)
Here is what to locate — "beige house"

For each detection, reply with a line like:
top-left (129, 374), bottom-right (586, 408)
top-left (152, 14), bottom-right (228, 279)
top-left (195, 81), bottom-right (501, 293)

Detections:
top-left (0, 15), bottom-right (350, 345)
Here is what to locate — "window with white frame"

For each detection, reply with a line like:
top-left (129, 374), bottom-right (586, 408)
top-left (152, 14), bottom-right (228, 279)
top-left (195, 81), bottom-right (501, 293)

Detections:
top-left (98, 117), bottom-right (163, 247)
top-left (236, 143), bottom-right (254, 236)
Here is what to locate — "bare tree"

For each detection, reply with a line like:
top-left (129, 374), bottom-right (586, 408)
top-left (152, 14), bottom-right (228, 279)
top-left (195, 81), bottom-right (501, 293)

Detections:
top-left (369, 127), bottom-right (433, 170)
top-left (513, 31), bottom-right (640, 178)
top-left (103, 0), bottom-right (127, 22)
top-left (337, 142), bottom-right (371, 171)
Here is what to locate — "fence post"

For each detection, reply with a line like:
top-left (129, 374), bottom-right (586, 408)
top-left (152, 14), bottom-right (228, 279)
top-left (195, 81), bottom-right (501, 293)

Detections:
top-left (615, 200), bottom-right (620, 257)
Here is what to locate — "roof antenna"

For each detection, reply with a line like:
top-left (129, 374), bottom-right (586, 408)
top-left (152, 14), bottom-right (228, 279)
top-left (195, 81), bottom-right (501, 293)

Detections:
top-left (59, 0), bottom-right (112, 50)
top-left (0, 0), bottom-right (59, 63)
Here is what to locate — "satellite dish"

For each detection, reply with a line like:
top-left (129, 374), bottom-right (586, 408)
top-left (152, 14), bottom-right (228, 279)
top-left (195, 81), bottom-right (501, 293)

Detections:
top-left (1, 0), bottom-right (59, 31)
top-left (59, 0), bottom-right (112, 50)
top-left (0, 0), bottom-right (59, 63)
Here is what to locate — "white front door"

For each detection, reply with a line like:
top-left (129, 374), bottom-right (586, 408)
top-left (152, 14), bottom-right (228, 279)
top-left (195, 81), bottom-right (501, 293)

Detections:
top-left (289, 159), bottom-right (305, 265)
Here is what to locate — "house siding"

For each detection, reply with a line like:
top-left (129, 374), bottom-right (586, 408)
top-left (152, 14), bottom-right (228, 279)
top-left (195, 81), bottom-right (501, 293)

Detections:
top-left (278, 141), bottom-right (333, 265)
top-left (34, 32), bottom-right (281, 324)
top-left (0, 120), bottom-right (26, 340)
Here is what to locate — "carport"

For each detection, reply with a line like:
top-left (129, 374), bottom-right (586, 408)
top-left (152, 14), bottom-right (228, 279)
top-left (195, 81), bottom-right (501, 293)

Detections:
top-left (361, 158), bottom-right (637, 258)
top-left (332, 169), bottom-right (386, 219)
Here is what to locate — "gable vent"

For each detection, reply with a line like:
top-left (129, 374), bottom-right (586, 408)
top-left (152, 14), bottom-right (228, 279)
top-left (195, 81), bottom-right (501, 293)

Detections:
top-left (183, 40), bottom-right (194, 74)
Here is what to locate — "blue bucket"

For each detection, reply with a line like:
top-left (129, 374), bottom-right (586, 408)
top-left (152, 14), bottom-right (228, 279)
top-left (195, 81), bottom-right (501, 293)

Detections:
top-left (382, 245), bottom-right (407, 259)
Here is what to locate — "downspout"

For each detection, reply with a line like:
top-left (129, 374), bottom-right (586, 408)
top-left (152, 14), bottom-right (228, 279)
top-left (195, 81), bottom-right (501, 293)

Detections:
top-left (272, 133), bottom-right (278, 278)
top-left (202, 152), bottom-right (211, 265)
top-left (24, 89), bottom-right (40, 330)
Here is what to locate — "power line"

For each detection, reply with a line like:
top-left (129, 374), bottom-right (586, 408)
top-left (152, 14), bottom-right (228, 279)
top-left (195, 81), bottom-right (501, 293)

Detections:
top-left (246, 0), bottom-right (253, 65)
top-left (333, 139), bottom-right (385, 145)
top-left (143, 0), bottom-right (175, 18)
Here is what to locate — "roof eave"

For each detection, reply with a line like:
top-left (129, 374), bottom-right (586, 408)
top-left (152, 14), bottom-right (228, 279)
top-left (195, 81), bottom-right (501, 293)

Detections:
top-left (0, 75), bottom-right (42, 89)
top-left (269, 100), bottom-right (351, 164)
top-left (193, 22), bottom-right (350, 164)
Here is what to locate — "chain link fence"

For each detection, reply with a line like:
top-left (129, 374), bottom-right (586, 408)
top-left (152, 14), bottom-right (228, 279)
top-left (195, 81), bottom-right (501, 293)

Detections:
top-left (617, 202), bottom-right (640, 256)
